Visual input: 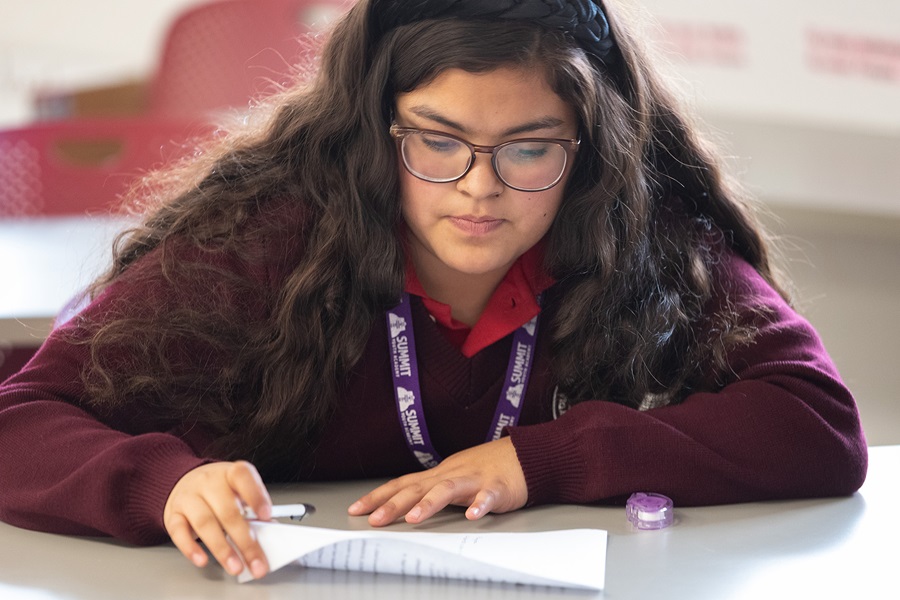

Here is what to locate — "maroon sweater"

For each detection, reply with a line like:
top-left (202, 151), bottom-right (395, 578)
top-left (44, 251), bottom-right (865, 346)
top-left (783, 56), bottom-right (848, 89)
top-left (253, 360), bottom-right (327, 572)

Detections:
top-left (0, 231), bottom-right (868, 546)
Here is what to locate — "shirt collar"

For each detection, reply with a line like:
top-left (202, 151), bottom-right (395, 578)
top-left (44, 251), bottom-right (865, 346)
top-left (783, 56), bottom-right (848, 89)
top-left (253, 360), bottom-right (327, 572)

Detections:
top-left (404, 240), bottom-right (554, 357)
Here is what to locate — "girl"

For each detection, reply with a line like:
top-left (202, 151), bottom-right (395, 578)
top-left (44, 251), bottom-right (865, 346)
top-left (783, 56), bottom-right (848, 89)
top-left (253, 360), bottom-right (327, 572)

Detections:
top-left (0, 0), bottom-right (867, 582)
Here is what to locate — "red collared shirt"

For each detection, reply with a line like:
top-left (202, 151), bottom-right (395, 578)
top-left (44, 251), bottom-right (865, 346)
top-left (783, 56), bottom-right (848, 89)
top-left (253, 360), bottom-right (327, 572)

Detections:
top-left (404, 243), bottom-right (555, 357)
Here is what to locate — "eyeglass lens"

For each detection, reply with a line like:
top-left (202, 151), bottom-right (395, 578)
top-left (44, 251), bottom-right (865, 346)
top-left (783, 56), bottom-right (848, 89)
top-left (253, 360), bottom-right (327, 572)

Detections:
top-left (400, 131), bottom-right (568, 191)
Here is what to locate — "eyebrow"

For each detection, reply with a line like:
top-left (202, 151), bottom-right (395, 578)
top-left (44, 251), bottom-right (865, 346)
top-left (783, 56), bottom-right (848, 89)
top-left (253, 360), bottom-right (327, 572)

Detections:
top-left (407, 105), bottom-right (566, 137)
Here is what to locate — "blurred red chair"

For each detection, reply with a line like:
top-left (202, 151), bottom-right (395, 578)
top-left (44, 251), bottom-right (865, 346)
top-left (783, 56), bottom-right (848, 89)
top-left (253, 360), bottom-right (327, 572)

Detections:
top-left (0, 117), bottom-right (212, 381)
top-left (1, 1), bottom-right (351, 378)
top-left (147, 0), bottom-right (351, 118)
top-left (0, 118), bottom-right (209, 218)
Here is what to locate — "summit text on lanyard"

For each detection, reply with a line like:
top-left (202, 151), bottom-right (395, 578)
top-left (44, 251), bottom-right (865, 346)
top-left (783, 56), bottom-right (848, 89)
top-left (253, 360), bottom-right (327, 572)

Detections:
top-left (386, 293), bottom-right (539, 470)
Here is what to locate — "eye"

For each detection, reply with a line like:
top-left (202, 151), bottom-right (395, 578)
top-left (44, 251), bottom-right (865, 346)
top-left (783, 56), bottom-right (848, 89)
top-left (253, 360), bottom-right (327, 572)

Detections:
top-left (506, 142), bottom-right (551, 162)
top-left (419, 133), bottom-right (460, 153)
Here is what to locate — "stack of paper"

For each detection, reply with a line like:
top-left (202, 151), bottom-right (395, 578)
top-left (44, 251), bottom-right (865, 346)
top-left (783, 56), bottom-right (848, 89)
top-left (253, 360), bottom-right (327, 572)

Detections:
top-left (240, 523), bottom-right (607, 590)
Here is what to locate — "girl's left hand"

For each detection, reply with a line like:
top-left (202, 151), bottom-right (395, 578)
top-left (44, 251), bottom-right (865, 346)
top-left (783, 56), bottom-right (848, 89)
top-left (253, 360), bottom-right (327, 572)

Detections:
top-left (347, 437), bottom-right (528, 526)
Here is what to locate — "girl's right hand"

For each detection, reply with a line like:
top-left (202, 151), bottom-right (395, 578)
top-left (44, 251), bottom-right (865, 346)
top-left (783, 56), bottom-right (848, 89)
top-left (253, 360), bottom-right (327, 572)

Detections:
top-left (163, 461), bottom-right (272, 579)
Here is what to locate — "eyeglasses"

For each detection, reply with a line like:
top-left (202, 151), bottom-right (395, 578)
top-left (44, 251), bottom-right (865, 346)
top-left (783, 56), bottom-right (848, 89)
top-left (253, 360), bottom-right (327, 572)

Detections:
top-left (389, 124), bottom-right (580, 192)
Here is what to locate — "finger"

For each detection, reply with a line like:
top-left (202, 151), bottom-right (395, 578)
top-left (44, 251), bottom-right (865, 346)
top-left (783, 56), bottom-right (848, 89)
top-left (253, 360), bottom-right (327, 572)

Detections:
top-left (228, 461), bottom-right (272, 521)
top-left (366, 481), bottom-right (438, 527)
top-left (188, 501), bottom-right (246, 577)
top-left (348, 475), bottom-right (416, 516)
top-left (367, 496), bottom-right (416, 527)
top-left (405, 478), bottom-right (476, 524)
top-left (204, 489), bottom-right (269, 579)
top-left (465, 488), bottom-right (499, 520)
top-left (166, 512), bottom-right (208, 568)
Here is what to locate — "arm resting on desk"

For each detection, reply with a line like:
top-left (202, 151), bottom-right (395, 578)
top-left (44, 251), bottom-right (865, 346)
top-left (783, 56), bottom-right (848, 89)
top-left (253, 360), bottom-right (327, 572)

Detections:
top-left (508, 252), bottom-right (868, 506)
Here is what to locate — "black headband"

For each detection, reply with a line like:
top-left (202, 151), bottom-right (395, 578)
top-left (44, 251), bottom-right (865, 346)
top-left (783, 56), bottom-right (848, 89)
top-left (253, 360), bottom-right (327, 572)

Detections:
top-left (371, 0), bottom-right (615, 61)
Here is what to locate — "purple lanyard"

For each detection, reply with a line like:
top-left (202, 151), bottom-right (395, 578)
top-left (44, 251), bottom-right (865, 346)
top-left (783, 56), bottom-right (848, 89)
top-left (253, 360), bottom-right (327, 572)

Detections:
top-left (386, 293), bottom-right (539, 469)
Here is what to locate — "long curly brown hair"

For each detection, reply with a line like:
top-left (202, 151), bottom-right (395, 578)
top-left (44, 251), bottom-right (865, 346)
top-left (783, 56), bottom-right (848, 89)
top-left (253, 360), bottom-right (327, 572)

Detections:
top-left (78, 0), bottom-right (784, 473)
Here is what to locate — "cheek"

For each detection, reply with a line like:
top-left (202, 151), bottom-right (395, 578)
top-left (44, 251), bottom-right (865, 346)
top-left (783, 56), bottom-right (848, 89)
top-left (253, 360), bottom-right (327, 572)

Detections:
top-left (398, 172), bottom-right (437, 226)
top-left (534, 190), bottom-right (565, 225)
top-left (398, 170), bottom-right (419, 212)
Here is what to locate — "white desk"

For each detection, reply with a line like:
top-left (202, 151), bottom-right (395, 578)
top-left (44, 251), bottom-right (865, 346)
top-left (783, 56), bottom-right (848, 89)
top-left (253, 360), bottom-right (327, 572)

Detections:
top-left (0, 445), bottom-right (896, 599)
top-left (0, 216), bottom-right (130, 345)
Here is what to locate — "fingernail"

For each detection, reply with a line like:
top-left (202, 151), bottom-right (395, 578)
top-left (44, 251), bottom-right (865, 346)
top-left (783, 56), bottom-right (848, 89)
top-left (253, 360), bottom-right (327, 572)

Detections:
top-left (226, 556), bottom-right (244, 575)
top-left (250, 559), bottom-right (268, 579)
top-left (406, 507), bottom-right (422, 521)
top-left (469, 506), bottom-right (481, 518)
top-left (192, 552), bottom-right (207, 567)
top-left (371, 508), bottom-right (385, 522)
top-left (348, 501), bottom-right (364, 514)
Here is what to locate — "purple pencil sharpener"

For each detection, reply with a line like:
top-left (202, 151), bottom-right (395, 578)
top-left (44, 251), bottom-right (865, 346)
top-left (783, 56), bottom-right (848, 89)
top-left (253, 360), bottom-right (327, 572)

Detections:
top-left (626, 492), bottom-right (674, 530)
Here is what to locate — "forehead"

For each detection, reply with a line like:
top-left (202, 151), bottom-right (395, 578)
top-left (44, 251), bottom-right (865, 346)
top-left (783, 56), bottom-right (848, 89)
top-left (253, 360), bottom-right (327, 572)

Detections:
top-left (394, 67), bottom-right (576, 135)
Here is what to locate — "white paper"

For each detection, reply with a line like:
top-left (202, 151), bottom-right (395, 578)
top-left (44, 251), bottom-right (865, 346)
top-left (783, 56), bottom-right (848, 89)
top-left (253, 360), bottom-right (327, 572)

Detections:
top-left (238, 523), bottom-right (607, 590)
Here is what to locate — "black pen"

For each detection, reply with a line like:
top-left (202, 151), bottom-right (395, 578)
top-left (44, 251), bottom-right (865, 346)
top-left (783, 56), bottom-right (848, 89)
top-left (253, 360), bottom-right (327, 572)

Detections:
top-left (242, 503), bottom-right (316, 521)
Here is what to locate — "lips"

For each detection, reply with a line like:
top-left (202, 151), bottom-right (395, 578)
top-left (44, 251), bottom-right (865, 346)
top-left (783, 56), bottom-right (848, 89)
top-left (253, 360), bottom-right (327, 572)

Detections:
top-left (448, 215), bottom-right (504, 235)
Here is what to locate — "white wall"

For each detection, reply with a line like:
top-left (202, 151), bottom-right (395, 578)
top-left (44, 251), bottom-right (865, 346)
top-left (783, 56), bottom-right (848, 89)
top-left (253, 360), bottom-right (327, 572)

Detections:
top-left (636, 0), bottom-right (900, 134)
top-left (630, 0), bottom-right (900, 218)
top-left (0, 0), bottom-right (201, 124)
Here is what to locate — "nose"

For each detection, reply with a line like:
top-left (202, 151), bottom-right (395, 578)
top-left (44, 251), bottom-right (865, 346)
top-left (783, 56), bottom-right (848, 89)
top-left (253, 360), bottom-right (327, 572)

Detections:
top-left (456, 152), bottom-right (504, 199)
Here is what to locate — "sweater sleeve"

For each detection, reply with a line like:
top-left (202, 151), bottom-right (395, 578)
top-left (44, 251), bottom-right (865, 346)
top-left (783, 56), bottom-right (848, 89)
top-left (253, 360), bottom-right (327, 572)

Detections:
top-left (0, 301), bottom-right (212, 545)
top-left (0, 227), bottom-right (286, 545)
top-left (506, 252), bottom-right (869, 506)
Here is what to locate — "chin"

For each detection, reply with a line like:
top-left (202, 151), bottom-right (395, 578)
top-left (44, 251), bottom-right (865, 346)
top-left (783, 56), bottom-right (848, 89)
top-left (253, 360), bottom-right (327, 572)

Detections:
top-left (444, 259), bottom-right (510, 278)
